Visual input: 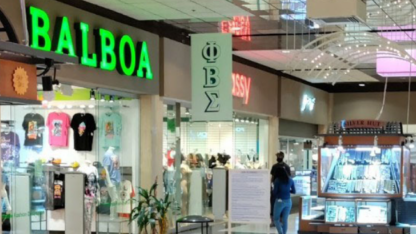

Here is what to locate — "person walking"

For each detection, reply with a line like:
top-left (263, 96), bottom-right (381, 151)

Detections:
top-left (270, 152), bottom-right (291, 224)
top-left (272, 167), bottom-right (296, 234)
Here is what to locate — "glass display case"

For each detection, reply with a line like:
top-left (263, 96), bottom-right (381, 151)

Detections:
top-left (320, 146), bottom-right (404, 197)
top-left (300, 196), bottom-right (325, 221)
top-left (325, 199), bottom-right (356, 223)
top-left (356, 200), bottom-right (391, 224)
top-left (294, 171), bottom-right (313, 196)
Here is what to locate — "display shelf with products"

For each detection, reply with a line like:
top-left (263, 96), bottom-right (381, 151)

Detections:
top-left (319, 135), bottom-right (407, 198)
top-left (356, 200), bottom-right (391, 224)
top-left (300, 196), bottom-right (325, 221)
top-left (325, 199), bottom-right (356, 223)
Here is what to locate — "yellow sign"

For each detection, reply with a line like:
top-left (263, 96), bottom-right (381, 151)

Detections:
top-left (13, 67), bottom-right (29, 95)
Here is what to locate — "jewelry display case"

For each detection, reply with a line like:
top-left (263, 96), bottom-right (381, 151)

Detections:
top-left (319, 136), bottom-right (408, 199)
top-left (294, 171), bottom-right (313, 196)
top-left (325, 199), bottom-right (355, 223)
top-left (299, 196), bottom-right (326, 233)
top-left (356, 200), bottom-right (391, 224)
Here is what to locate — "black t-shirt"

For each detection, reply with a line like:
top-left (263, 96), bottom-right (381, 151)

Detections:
top-left (22, 113), bottom-right (45, 146)
top-left (53, 174), bottom-right (65, 209)
top-left (270, 162), bottom-right (291, 182)
top-left (70, 113), bottom-right (96, 151)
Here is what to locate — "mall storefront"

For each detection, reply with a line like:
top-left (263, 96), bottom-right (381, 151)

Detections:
top-left (0, 0), bottom-right (160, 233)
top-left (161, 38), bottom-right (279, 227)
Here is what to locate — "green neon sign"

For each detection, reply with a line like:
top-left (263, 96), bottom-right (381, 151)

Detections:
top-left (27, 6), bottom-right (153, 79)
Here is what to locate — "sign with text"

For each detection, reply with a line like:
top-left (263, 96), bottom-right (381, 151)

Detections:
top-left (27, 6), bottom-right (153, 79)
top-left (232, 73), bottom-right (251, 105)
top-left (191, 33), bottom-right (232, 122)
top-left (229, 170), bottom-right (270, 224)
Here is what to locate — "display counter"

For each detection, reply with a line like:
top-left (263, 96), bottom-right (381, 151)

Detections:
top-left (299, 124), bottom-right (412, 234)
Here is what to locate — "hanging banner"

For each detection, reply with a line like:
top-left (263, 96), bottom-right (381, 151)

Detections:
top-left (191, 33), bottom-right (233, 122)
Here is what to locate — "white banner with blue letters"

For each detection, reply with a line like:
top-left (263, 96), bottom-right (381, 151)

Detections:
top-left (191, 33), bottom-right (233, 122)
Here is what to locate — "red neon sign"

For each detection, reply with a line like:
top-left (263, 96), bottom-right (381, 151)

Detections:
top-left (221, 16), bottom-right (251, 41)
top-left (232, 73), bottom-right (251, 105)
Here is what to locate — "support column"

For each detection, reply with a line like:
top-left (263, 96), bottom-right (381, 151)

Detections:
top-left (140, 95), bottom-right (164, 195)
top-left (268, 116), bottom-right (279, 169)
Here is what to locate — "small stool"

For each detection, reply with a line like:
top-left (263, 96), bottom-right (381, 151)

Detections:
top-left (175, 215), bottom-right (213, 234)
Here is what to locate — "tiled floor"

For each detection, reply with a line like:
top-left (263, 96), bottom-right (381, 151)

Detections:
top-left (178, 213), bottom-right (299, 234)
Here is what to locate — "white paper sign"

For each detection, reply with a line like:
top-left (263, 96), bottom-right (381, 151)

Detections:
top-left (229, 170), bottom-right (270, 224)
top-left (191, 33), bottom-right (233, 122)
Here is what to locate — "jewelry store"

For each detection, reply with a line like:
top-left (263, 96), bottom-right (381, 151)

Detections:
top-left (161, 38), bottom-right (278, 227)
top-left (0, 0), bottom-right (159, 233)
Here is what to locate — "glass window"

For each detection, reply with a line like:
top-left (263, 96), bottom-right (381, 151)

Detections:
top-left (1, 89), bottom-right (139, 234)
top-left (162, 105), bottom-right (269, 227)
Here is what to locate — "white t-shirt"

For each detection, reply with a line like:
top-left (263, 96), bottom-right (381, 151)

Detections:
top-left (117, 180), bottom-right (135, 216)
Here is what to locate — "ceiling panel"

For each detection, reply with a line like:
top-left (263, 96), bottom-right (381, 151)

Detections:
top-left (84, 0), bottom-right (253, 20)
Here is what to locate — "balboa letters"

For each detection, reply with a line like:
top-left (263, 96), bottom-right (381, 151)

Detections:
top-left (27, 6), bottom-right (153, 79)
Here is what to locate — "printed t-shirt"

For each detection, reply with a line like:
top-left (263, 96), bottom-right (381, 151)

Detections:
top-left (53, 173), bottom-right (65, 209)
top-left (70, 113), bottom-right (96, 151)
top-left (117, 180), bottom-right (135, 217)
top-left (47, 112), bottom-right (71, 147)
top-left (0, 132), bottom-right (20, 166)
top-left (97, 179), bottom-right (111, 214)
top-left (22, 113), bottom-right (45, 146)
top-left (103, 150), bottom-right (121, 184)
top-left (99, 112), bottom-right (122, 148)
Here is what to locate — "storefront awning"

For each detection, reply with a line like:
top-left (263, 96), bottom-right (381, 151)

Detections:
top-left (0, 41), bottom-right (78, 65)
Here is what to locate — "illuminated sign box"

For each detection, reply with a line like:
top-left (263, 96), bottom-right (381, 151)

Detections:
top-left (221, 16), bottom-right (251, 41)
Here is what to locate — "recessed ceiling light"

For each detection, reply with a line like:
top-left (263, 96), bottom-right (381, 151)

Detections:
top-left (359, 83), bottom-right (366, 87)
top-left (282, 50), bottom-right (290, 53)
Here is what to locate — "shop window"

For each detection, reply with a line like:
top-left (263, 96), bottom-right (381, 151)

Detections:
top-left (162, 104), bottom-right (269, 226)
top-left (1, 88), bottom-right (139, 234)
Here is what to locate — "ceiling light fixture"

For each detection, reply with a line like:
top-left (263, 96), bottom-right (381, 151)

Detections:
top-left (359, 83), bottom-right (365, 87)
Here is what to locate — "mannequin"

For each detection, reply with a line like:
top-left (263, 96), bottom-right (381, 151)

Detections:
top-left (78, 160), bottom-right (100, 234)
top-left (180, 159), bottom-right (192, 216)
top-left (103, 147), bottom-right (121, 184)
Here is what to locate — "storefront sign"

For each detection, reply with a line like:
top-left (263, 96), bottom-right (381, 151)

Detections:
top-left (191, 33), bottom-right (233, 122)
top-left (301, 94), bottom-right (316, 112)
top-left (232, 73), bottom-right (251, 105)
top-left (221, 16), bottom-right (251, 41)
top-left (344, 120), bottom-right (385, 129)
top-left (27, 6), bottom-right (153, 79)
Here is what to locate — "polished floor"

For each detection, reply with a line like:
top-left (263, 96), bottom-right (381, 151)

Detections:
top-left (178, 212), bottom-right (299, 234)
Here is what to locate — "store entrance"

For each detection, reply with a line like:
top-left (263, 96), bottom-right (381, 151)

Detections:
top-left (1, 87), bottom-right (140, 234)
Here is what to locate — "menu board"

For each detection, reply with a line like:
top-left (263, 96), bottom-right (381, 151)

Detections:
top-left (229, 170), bottom-right (270, 224)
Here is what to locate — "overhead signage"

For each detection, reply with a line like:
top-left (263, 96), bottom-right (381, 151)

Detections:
top-left (344, 120), bottom-right (385, 129)
top-left (27, 6), bottom-right (153, 79)
top-left (191, 33), bottom-right (233, 122)
top-left (221, 16), bottom-right (251, 41)
top-left (232, 73), bottom-right (251, 105)
top-left (301, 94), bottom-right (315, 112)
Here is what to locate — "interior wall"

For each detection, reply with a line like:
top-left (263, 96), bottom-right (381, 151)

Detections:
top-left (333, 92), bottom-right (416, 123)
top-left (280, 78), bottom-right (330, 125)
